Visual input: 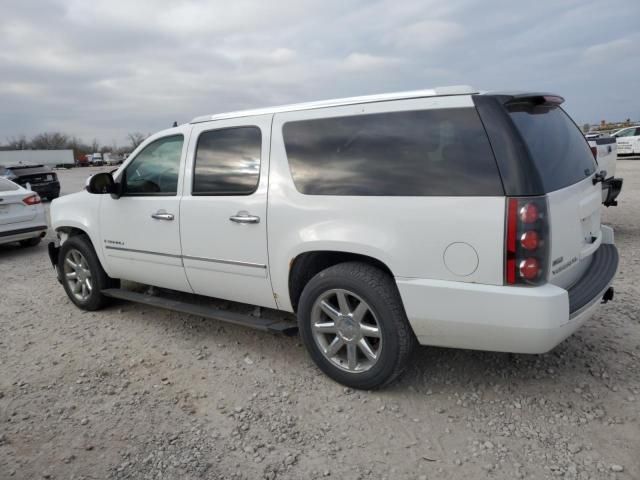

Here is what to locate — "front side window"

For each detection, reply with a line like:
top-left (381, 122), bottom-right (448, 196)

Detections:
top-left (283, 108), bottom-right (503, 196)
top-left (123, 135), bottom-right (184, 195)
top-left (192, 127), bottom-right (261, 195)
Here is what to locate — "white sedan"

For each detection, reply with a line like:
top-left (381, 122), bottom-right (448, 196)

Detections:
top-left (612, 126), bottom-right (640, 155)
top-left (0, 177), bottom-right (47, 247)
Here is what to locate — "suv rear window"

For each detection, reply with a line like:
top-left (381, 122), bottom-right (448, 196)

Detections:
top-left (506, 104), bottom-right (597, 192)
top-left (283, 108), bottom-right (503, 196)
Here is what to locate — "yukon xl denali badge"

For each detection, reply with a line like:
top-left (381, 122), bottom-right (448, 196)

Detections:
top-left (104, 239), bottom-right (124, 246)
top-left (552, 256), bottom-right (578, 275)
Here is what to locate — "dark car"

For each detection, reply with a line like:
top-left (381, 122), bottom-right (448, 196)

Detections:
top-left (2, 163), bottom-right (60, 200)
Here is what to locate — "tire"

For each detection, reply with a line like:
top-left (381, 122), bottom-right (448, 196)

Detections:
top-left (19, 236), bottom-right (41, 247)
top-left (58, 235), bottom-right (115, 311)
top-left (298, 262), bottom-right (416, 389)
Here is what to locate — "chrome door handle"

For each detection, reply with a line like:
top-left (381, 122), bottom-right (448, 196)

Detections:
top-left (151, 211), bottom-right (174, 221)
top-left (229, 211), bottom-right (260, 224)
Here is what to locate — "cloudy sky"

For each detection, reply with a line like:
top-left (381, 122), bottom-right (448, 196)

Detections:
top-left (1, 0), bottom-right (639, 145)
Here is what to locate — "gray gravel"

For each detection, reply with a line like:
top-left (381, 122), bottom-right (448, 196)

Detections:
top-left (1, 162), bottom-right (639, 479)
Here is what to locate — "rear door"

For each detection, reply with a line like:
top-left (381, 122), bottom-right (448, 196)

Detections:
top-left (0, 179), bottom-right (36, 226)
top-left (179, 114), bottom-right (276, 309)
top-left (506, 103), bottom-right (602, 288)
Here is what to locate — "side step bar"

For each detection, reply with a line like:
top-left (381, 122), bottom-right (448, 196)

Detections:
top-left (101, 288), bottom-right (298, 335)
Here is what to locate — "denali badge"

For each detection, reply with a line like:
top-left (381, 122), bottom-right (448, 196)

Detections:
top-left (552, 256), bottom-right (578, 275)
top-left (104, 239), bottom-right (124, 246)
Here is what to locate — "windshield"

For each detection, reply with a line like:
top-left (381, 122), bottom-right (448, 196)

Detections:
top-left (507, 104), bottom-right (597, 192)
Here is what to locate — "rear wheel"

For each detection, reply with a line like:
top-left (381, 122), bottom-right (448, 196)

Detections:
top-left (58, 235), bottom-right (115, 310)
top-left (298, 262), bottom-right (416, 389)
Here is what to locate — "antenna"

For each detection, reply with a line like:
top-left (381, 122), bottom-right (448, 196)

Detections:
top-left (172, 121), bottom-right (178, 127)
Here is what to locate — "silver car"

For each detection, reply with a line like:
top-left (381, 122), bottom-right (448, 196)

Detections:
top-left (0, 177), bottom-right (47, 247)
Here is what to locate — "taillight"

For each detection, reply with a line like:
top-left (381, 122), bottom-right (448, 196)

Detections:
top-left (590, 146), bottom-right (597, 159)
top-left (23, 194), bottom-right (41, 205)
top-left (505, 197), bottom-right (549, 286)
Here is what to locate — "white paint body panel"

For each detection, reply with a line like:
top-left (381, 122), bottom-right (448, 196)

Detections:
top-left (180, 114), bottom-right (276, 308)
top-left (49, 90), bottom-right (617, 355)
top-left (98, 125), bottom-right (193, 292)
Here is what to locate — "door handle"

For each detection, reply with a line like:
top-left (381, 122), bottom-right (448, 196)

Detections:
top-left (151, 210), bottom-right (174, 221)
top-left (229, 211), bottom-right (260, 224)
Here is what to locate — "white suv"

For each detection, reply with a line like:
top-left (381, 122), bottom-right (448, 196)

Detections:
top-left (48, 87), bottom-right (618, 389)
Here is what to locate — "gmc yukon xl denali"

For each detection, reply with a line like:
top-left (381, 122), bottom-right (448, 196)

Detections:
top-left (48, 86), bottom-right (618, 389)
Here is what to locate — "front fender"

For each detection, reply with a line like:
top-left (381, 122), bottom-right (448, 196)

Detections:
top-left (50, 191), bottom-right (111, 276)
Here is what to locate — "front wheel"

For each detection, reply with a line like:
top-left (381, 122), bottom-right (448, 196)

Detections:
top-left (58, 235), bottom-right (115, 311)
top-left (298, 262), bottom-right (416, 390)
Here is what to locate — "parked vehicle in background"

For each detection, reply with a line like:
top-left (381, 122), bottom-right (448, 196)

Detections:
top-left (2, 163), bottom-right (60, 200)
top-left (48, 87), bottom-right (619, 389)
top-left (611, 126), bottom-right (640, 155)
top-left (0, 177), bottom-right (47, 247)
top-left (586, 136), bottom-right (623, 206)
top-left (104, 153), bottom-right (123, 165)
top-left (0, 149), bottom-right (74, 169)
top-left (90, 153), bottom-right (104, 166)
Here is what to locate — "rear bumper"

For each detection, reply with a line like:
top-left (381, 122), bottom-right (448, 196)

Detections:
top-left (0, 225), bottom-right (47, 245)
top-left (397, 240), bottom-right (618, 354)
top-left (602, 177), bottom-right (623, 207)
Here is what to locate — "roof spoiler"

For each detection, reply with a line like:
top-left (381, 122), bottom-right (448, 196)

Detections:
top-left (502, 93), bottom-right (565, 107)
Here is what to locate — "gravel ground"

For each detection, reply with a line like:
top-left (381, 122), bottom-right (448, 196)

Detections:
top-left (1, 162), bottom-right (639, 480)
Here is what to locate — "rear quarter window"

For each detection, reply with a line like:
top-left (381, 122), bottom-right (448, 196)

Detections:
top-left (507, 105), bottom-right (597, 192)
top-left (283, 108), bottom-right (504, 196)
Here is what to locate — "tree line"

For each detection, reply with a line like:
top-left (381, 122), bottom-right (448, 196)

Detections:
top-left (2, 132), bottom-right (149, 160)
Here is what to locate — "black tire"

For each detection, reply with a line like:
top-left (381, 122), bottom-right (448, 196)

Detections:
top-left (298, 262), bottom-right (416, 390)
top-left (19, 236), bottom-right (41, 247)
top-left (58, 235), bottom-right (116, 311)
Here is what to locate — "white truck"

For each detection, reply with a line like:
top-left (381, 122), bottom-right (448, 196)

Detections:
top-left (586, 136), bottom-right (623, 206)
top-left (0, 149), bottom-right (75, 169)
top-left (47, 87), bottom-right (618, 389)
top-left (611, 126), bottom-right (640, 156)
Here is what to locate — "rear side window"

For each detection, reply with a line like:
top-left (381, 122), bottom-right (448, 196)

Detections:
top-left (282, 108), bottom-right (503, 196)
top-left (193, 127), bottom-right (261, 195)
top-left (0, 177), bottom-right (19, 191)
top-left (507, 105), bottom-right (597, 192)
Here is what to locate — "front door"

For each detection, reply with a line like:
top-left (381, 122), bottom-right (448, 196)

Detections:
top-left (99, 130), bottom-right (192, 292)
top-left (179, 114), bottom-right (276, 308)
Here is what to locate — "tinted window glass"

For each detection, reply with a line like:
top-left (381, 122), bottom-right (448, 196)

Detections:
top-left (283, 108), bottom-right (503, 196)
top-left (0, 177), bottom-right (19, 191)
top-left (193, 127), bottom-right (261, 195)
top-left (124, 135), bottom-right (183, 195)
top-left (507, 105), bottom-right (596, 192)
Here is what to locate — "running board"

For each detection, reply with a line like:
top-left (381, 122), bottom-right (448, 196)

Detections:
top-left (101, 288), bottom-right (298, 335)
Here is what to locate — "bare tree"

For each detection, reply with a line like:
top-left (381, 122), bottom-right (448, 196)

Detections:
top-left (30, 132), bottom-right (69, 149)
top-left (6, 135), bottom-right (29, 150)
top-left (127, 132), bottom-right (148, 150)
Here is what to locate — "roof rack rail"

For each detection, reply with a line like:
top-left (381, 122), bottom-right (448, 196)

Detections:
top-left (190, 85), bottom-right (477, 124)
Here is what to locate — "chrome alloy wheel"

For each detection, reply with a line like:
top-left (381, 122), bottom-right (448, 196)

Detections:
top-left (310, 289), bottom-right (382, 373)
top-left (63, 248), bottom-right (93, 302)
